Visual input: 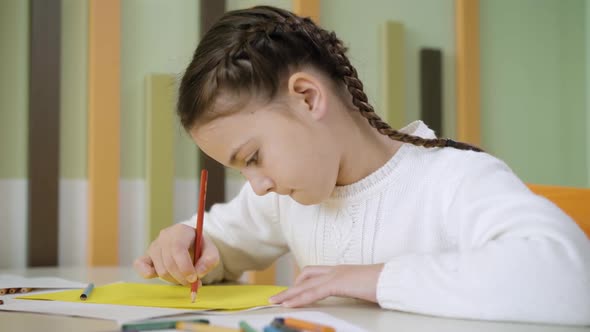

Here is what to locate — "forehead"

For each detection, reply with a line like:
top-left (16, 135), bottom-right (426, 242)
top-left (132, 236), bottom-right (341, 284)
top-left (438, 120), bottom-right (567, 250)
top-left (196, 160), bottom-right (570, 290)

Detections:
top-left (189, 99), bottom-right (290, 163)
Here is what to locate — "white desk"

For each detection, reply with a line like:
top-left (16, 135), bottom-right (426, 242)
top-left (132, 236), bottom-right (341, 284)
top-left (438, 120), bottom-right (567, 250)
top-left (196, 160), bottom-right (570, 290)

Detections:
top-left (0, 267), bottom-right (587, 332)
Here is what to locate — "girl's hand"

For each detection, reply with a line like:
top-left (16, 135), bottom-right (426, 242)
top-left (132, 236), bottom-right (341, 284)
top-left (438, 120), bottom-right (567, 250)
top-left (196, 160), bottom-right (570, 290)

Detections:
top-left (133, 223), bottom-right (220, 286)
top-left (269, 264), bottom-right (384, 307)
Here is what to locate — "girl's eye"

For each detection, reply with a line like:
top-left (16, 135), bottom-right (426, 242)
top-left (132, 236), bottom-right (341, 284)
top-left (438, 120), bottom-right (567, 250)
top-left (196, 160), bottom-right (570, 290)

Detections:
top-left (245, 151), bottom-right (259, 167)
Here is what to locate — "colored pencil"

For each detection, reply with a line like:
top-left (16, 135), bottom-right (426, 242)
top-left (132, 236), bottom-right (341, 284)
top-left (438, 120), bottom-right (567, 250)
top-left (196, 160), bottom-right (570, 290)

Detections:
top-left (263, 326), bottom-right (282, 332)
top-left (239, 320), bottom-right (258, 332)
top-left (270, 321), bottom-right (301, 332)
top-left (191, 169), bottom-right (208, 302)
top-left (122, 319), bottom-right (209, 331)
top-left (274, 317), bottom-right (335, 332)
top-left (80, 282), bottom-right (95, 301)
top-left (176, 321), bottom-right (239, 332)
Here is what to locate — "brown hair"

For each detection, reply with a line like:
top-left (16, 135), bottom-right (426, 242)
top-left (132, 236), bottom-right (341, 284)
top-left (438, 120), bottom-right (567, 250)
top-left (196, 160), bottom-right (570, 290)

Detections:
top-left (178, 6), bottom-right (482, 152)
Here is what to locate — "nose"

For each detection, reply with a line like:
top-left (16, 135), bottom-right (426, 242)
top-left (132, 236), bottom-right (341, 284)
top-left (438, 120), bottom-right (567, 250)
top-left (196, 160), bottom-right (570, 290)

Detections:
top-left (246, 173), bottom-right (275, 196)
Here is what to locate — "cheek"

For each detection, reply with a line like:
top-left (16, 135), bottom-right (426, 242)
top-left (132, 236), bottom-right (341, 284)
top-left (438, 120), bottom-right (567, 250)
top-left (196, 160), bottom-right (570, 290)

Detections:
top-left (287, 143), bottom-right (339, 194)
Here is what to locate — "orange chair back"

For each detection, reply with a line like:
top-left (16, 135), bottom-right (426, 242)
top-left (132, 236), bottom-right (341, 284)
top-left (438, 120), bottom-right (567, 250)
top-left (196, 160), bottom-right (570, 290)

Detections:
top-left (528, 184), bottom-right (590, 238)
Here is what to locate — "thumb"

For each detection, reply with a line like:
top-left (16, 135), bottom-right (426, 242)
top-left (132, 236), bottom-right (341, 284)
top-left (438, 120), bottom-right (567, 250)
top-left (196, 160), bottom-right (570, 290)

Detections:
top-left (195, 236), bottom-right (220, 278)
top-left (134, 255), bottom-right (157, 279)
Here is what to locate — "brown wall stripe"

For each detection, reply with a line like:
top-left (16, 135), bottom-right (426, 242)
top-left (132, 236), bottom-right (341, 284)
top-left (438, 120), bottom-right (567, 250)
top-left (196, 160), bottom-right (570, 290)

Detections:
top-left (420, 48), bottom-right (443, 137)
top-left (455, 0), bottom-right (481, 145)
top-left (87, 0), bottom-right (120, 265)
top-left (27, 0), bottom-right (61, 267)
top-left (199, 0), bottom-right (226, 210)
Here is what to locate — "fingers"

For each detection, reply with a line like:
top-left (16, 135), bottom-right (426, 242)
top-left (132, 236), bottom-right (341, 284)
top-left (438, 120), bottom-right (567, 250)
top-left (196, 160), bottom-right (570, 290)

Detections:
top-left (162, 246), bottom-right (190, 286)
top-left (134, 223), bottom-right (220, 285)
top-left (151, 246), bottom-right (177, 284)
top-left (133, 255), bottom-right (156, 279)
top-left (171, 244), bottom-right (198, 283)
top-left (195, 237), bottom-right (220, 278)
top-left (270, 275), bottom-right (331, 307)
top-left (294, 265), bottom-right (330, 286)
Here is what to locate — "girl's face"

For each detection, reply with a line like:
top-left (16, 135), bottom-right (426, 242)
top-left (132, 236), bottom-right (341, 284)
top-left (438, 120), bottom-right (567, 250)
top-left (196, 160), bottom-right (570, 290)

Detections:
top-left (191, 96), bottom-right (342, 205)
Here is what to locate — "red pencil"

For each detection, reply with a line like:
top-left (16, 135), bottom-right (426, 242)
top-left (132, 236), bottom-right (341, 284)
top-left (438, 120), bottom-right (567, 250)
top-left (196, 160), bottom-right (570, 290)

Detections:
top-left (191, 169), bottom-right (208, 303)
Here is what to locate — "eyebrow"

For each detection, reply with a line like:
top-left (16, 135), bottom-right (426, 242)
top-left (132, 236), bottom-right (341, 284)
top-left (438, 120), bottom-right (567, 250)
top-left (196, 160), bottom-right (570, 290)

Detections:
top-left (229, 139), bottom-right (252, 166)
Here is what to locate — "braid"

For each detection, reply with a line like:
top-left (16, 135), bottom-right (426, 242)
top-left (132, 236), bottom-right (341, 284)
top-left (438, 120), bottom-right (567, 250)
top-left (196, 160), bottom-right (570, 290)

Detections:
top-left (261, 14), bottom-right (483, 152)
top-left (313, 25), bottom-right (483, 152)
top-left (180, 6), bottom-right (484, 153)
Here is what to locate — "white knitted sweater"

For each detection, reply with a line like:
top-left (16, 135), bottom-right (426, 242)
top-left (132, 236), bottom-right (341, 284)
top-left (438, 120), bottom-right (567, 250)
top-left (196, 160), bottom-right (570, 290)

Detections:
top-left (183, 121), bottom-right (590, 325)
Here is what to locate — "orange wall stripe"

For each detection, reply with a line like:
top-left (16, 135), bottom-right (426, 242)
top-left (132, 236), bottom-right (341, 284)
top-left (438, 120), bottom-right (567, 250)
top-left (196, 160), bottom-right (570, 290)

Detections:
top-left (455, 0), bottom-right (481, 146)
top-left (247, 262), bottom-right (277, 285)
top-left (87, 0), bottom-right (120, 266)
top-left (293, 0), bottom-right (320, 23)
top-left (528, 184), bottom-right (590, 238)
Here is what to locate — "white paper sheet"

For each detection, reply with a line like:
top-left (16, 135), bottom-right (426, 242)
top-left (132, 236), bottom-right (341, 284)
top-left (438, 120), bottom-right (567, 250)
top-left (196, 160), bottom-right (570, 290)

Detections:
top-left (0, 276), bottom-right (366, 330)
top-left (0, 287), bottom-right (279, 325)
top-left (0, 296), bottom-right (198, 324)
top-left (128, 311), bottom-right (368, 332)
top-left (0, 274), bottom-right (87, 289)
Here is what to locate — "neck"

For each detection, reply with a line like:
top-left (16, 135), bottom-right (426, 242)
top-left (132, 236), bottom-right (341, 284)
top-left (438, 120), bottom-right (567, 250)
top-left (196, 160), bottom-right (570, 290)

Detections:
top-left (335, 110), bottom-right (403, 186)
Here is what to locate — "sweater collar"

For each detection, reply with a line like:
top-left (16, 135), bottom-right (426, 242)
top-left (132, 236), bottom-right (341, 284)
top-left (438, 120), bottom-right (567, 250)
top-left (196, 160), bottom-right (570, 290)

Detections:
top-left (329, 120), bottom-right (436, 200)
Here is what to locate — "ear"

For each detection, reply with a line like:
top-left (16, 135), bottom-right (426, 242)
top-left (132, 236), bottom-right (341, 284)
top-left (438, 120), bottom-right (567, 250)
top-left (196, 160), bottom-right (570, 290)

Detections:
top-left (287, 71), bottom-right (328, 120)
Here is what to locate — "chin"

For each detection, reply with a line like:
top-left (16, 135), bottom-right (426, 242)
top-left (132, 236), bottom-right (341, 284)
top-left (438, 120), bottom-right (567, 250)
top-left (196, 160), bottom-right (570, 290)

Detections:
top-left (290, 190), bottom-right (326, 206)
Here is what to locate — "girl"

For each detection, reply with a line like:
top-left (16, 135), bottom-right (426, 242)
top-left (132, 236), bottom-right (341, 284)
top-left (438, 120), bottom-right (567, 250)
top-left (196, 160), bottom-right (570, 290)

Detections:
top-left (134, 6), bottom-right (590, 325)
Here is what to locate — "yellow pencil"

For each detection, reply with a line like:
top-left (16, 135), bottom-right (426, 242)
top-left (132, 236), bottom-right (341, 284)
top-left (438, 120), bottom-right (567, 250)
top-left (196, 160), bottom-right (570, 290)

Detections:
top-left (176, 321), bottom-right (240, 332)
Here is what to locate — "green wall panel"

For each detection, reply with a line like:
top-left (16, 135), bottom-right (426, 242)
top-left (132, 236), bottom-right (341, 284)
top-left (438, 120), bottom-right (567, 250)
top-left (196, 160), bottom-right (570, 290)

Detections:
top-left (146, 74), bottom-right (175, 241)
top-left (380, 21), bottom-right (406, 130)
top-left (586, 0), bottom-right (590, 187)
top-left (480, 0), bottom-right (587, 186)
top-left (226, 0), bottom-right (292, 11)
top-left (320, 0), bottom-right (456, 135)
top-left (121, 0), bottom-right (200, 179)
top-left (60, 0), bottom-right (89, 179)
top-left (0, 0), bottom-right (29, 179)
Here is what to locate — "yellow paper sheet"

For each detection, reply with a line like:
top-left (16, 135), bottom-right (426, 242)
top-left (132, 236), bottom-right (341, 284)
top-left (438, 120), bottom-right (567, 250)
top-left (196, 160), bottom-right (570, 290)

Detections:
top-left (18, 282), bottom-right (287, 311)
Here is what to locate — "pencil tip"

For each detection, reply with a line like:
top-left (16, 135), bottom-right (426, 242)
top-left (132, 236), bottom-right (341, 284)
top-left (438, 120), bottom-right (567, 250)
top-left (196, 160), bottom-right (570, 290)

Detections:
top-left (191, 292), bottom-right (196, 303)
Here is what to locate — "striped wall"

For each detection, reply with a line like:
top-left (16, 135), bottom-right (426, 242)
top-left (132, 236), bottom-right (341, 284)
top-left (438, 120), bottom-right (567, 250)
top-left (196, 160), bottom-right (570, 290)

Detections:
top-left (87, 0), bottom-right (121, 266)
top-left (0, 0), bottom-right (29, 269)
top-left (0, 0), bottom-right (587, 276)
top-left (321, 0), bottom-right (457, 136)
top-left (380, 21), bottom-right (406, 129)
top-left (145, 74), bottom-right (175, 243)
top-left (28, 0), bottom-right (61, 267)
top-left (587, 1), bottom-right (590, 186)
top-left (455, 0), bottom-right (481, 146)
top-left (480, 0), bottom-right (588, 186)
top-left (59, 0), bottom-right (89, 267)
top-left (119, 0), bottom-right (200, 265)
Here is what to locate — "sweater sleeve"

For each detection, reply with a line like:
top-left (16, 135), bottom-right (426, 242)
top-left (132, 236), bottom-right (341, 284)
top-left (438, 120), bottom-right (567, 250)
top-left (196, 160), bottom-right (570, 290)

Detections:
top-left (376, 152), bottom-right (590, 325)
top-left (181, 182), bottom-right (288, 283)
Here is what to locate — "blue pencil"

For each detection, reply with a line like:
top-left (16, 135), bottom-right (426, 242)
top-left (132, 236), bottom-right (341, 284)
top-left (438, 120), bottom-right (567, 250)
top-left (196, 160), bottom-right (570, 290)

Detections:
top-left (263, 326), bottom-right (282, 332)
top-left (79, 282), bottom-right (94, 301)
